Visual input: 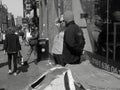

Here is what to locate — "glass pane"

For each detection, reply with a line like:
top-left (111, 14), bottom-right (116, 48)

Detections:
top-left (82, 0), bottom-right (120, 63)
top-left (94, 0), bottom-right (120, 63)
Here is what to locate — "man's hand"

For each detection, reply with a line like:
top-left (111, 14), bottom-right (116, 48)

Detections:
top-left (4, 50), bottom-right (6, 54)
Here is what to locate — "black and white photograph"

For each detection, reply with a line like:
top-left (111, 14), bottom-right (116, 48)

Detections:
top-left (0, 0), bottom-right (120, 90)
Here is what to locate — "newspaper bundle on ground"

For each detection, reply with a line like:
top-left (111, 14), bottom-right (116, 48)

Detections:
top-left (23, 66), bottom-right (82, 90)
top-left (23, 60), bottom-right (120, 90)
top-left (67, 60), bottom-right (120, 90)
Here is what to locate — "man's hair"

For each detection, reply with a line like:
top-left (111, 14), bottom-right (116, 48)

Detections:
top-left (63, 10), bottom-right (74, 22)
top-left (7, 27), bottom-right (15, 34)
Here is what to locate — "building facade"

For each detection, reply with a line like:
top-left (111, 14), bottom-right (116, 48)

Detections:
top-left (15, 16), bottom-right (23, 25)
top-left (8, 13), bottom-right (15, 28)
top-left (0, 4), bottom-right (8, 31)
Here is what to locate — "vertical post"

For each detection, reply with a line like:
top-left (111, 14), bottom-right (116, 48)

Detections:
top-left (23, 0), bottom-right (26, 17)
top-left (1, 4), bottom-right (3, 31)
top-left (113, 23), bottom-right (117, 61)
top-left (60, 0), bottom-right (64, 15)
top-left (6, 8), bottom-right (8, 28)
top-left (38, 0), bottom-right (49, 61)
top-left (41, 1), bottom-right (43, 35)
top-left (40, 0), bottom-right (48, 38)
top-left (39, 0), bottom-right (41, 38)
top-left (54, 0), bottom-right (59, 17)
top-left (106, 0), bottom-right (109, 63)
top-left (46, 0), bottom-right (49, 37)
top-left (0, 0), bottom-right (2, 30)
top-left (39, 0), bottom-right (43, 38)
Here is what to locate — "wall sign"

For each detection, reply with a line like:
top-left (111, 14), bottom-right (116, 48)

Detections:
top-left (85, 51), bottom-right (120, 75)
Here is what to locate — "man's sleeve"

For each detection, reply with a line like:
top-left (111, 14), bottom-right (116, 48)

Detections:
top-left (65, 27), bottom-right (85, 55)
top-left (17, 36), bottom-right (21, 50)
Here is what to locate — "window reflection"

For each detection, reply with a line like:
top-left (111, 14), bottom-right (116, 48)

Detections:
top-left (93, 0), bottom-right (120, 62)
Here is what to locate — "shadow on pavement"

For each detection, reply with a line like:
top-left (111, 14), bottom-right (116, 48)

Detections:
top-left (0, 49), bottom-right (4, 51)
top-left (0, 62), bottom-right (8, 68)
top-left (17, 60), bottom-right (38, 74)
top-left (0, 88), bottom-right (5, 90)
top-left (17, 63), bottom-right (29, 74)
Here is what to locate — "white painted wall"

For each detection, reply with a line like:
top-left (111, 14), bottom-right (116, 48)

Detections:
top-left (72, 0), bottom-right (93, 52)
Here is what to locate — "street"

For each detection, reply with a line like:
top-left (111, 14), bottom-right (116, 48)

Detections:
top-left (1, 0), bottom-right (120, 90)
top-left (0, 43), bottom-right (54, 90)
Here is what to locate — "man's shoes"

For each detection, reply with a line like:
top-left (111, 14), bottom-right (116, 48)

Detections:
top-left (34, 59), bottom-right (38, 65)
top-left (13, 72), bottom-right (17, 76)
top-left (23, 61), bottom-right (29, 66)
top-left (8, 70), bottom-right (12, 74)
top-left (8, 70), bottom-right (18, 76)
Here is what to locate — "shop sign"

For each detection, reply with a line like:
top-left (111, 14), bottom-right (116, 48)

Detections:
top-left (85, 51), bottom-right (120, 75)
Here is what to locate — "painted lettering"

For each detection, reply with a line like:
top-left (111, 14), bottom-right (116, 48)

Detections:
top-left (105, 64), bottom-right (110, 72)
top-left (118, 70), bottom-right (120, 74)
top-left (111, 66), bottom-right (118, 74)
top-left (91, 57), bottom-right (120, 75)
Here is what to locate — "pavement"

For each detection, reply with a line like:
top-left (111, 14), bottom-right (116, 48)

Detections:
top-left (0, 43), bottom-right (55, 90)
